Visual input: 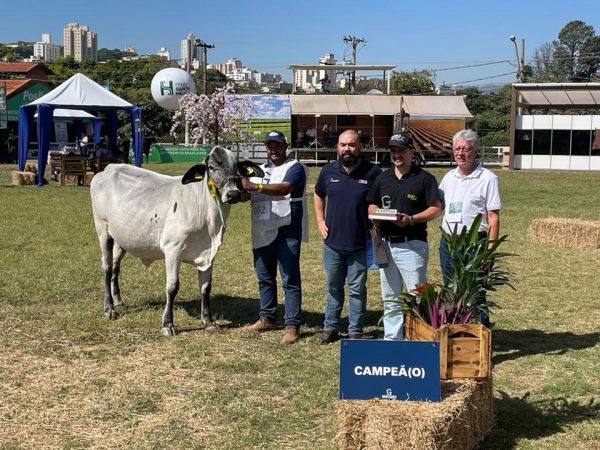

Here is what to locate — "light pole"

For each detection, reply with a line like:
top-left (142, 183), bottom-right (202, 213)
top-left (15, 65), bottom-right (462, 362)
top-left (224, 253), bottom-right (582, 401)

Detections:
top-left (509, 35), bottom-right (525, 83)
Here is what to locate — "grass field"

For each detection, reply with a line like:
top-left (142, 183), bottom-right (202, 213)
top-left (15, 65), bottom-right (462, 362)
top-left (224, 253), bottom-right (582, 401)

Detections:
top-left (1, 162), bottom-right (599, 449)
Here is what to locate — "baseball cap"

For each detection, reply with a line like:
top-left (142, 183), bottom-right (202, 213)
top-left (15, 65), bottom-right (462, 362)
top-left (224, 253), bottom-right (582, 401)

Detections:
top-left (264, 130), bottom-right (287, 144)
top-left (387, 133), bottom-right (413, 150)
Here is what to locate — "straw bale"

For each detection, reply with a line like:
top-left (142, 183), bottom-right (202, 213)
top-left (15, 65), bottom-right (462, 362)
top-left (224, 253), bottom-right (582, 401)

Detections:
top-left (24, 163), bottom-right (37, 174)
top-left (11, 171), bottom-right (25, 185)
top-left (530, 217), bottom-right (600, 250)
top-left (337, 379), bottom-right (493, 450)
top-left (12, 171), bottom-right (38, 185)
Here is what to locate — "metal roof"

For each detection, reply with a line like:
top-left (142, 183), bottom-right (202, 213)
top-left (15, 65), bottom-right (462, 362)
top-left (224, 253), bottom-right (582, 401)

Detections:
top-left (513, 82), bottom-right (600, 107)
top-left (289, 94), bottom-right (472, 117)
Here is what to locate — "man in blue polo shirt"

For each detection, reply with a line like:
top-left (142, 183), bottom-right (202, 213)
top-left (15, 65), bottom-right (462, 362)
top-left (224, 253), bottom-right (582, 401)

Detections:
top-left (314, 129), bottom-right (382, 343)
top-left (366, 133), bottom-right (443, 340)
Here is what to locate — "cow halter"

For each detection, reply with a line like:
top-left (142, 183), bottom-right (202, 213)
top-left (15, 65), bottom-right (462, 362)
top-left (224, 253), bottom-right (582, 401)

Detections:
top-left (206, 174), bottom-right (241, 230)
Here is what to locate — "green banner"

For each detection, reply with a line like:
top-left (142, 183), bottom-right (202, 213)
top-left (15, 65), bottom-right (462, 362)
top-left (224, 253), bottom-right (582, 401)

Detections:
top-left (6, 83), bottom-right (50, 121)
top-left (148, 144), bottom-right (210, 163)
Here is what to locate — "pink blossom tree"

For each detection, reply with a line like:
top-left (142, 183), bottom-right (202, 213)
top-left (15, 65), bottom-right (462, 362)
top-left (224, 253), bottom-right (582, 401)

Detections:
top-left (170, 82), bottom-right (255, 145)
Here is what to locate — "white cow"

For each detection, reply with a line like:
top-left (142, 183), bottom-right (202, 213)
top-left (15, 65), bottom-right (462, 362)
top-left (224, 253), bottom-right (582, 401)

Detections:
top-left (90, 146), bottom-right (264, 335)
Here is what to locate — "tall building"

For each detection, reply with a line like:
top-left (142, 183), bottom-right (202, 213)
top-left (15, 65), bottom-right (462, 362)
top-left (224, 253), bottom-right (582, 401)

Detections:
top-left (33, 34), bottom-right (62, 62)
top-left (157, 47), bottom-right (171, 60)
top-left (180, 33), bottom-right (205, 71)
top-left (63, 22), bottom-right (97, 62)
top-left (294, 53), bottom-right (337, 93)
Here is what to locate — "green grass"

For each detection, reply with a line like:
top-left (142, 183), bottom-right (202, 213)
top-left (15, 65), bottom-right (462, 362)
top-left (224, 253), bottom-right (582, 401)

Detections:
top-left (0, 163), bottom-right (599, 449)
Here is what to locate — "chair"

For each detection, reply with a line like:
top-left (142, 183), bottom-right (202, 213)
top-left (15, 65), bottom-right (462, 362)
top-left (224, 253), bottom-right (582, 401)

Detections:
top-left (60, 156), bottom-right (87, 186)
top-left (94, 157), bottom-right (121, 174)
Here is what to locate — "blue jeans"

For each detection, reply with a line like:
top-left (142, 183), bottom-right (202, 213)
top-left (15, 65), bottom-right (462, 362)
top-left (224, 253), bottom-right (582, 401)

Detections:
top-left (253, 232), bottom-right (302, 327)
top-left (439, 236), bottom-right (490, 327)
top-left (322, 244), bottom-right (368, 335)
top-left (380, 240), bottom-right (429, 340)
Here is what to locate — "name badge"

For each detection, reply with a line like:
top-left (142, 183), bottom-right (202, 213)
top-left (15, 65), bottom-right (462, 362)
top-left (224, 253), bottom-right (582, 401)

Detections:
top-left (447, 202), bottom-right (462, 223)
top-left (252, 201), bottom-right (271, 221)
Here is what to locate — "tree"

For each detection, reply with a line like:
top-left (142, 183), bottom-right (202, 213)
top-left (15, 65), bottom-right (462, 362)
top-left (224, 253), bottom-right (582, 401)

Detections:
top-left (171, 82), bottom-right (255, 145)
top-left (389, 70), bottom-right (435, 95)
top-left (533, 20), bottom-right (600, 82)
top-left (0, 45), bottom-right (15, 61)
top-left (459, 85), bottom-right (512, 146)
top-left (97, 48), bottom-right (137, 62)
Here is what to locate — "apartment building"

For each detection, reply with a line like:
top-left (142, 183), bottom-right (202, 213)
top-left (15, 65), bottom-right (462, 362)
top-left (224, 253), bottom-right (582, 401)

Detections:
top-left (63, 22), bottom-right (97, 62)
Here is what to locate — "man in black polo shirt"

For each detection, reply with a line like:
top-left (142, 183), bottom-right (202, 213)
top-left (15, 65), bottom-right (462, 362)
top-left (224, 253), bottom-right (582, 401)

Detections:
top-left (366, 133), bottom-right (442, 340)
top-left (314, 130), bottom-right (382, 343)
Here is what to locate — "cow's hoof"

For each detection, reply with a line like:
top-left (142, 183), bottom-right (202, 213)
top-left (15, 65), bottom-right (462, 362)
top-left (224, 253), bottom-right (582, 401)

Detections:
top-left (104, 310), bottom-right (118, 320)
top-left (113, 297), bottom-right (125, 307)
top-left (161, 325), bottom-right (177, 336)
top-left (204, 323), bottom-right (221, 333)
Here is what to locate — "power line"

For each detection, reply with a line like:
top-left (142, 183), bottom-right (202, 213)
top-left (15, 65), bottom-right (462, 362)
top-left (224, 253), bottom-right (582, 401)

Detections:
top-left (448, 71), bottom-right (517, 85)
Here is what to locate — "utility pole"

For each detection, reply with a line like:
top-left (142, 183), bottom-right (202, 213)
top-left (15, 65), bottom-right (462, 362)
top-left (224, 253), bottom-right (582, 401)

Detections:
top-left (343, 35), bottom-right (366, 93)
top-left (195, 39), bottom-right (215, 95)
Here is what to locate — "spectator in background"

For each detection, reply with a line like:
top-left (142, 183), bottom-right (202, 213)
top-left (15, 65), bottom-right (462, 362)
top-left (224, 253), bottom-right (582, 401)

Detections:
top-left (117, 133), bottom-right (130, 163)
top-left (7, 129), bottom-right (17, 163)
top-left (142, 135), bottom-right (155, 163)
top-left (305, 125), bottom-right (316, 146)
top-left (296, 127), bottom-right (306, 148)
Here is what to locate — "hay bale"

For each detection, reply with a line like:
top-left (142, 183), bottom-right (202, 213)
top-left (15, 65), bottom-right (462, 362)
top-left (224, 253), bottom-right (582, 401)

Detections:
top-left (11, 171), bottom-right (25, 185)
top-left (531, 217), bottom-right (600, 250)
top-left (337, 379), bottom-right (493, 450)
top-left (24, 163), bottom-right (37, 174)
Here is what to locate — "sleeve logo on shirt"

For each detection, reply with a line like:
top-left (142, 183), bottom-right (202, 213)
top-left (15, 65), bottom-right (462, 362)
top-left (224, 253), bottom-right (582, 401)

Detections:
top-left (358, 179), bottom-right (368, 184)
top-left (407, 193), bottom-right (417, 201)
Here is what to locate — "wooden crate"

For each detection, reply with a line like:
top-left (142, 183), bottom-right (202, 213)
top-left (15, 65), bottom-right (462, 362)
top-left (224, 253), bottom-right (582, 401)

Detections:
top-left (405, 314), bottom-right (491, 379)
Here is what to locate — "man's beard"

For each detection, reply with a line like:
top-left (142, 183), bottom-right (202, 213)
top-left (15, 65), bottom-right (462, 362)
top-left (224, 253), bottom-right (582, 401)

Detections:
top-left (341, 153), bottom-right (360, 167)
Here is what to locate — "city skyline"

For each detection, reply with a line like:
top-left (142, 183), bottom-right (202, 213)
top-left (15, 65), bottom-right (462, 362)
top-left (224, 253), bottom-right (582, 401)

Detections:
top-left (1, 0), bottom-right (599, 86)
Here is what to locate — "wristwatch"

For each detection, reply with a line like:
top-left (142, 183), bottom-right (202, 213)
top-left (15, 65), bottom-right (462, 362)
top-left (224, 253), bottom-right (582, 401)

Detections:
top-left (408, 215), bottom-right (415, 226)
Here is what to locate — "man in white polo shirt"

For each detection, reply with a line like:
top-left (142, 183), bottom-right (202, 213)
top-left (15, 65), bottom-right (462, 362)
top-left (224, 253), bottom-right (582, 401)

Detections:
top-left (438, 129), bottom-right (501, 327)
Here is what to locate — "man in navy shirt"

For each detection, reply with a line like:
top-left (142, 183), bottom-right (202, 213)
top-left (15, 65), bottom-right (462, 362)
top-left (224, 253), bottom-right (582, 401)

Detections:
top-left (314, 130), bottom-right (382, 343)
top-left (366, 133), bottom-right (442, 340)
top-left (242, 131), bottom-right (308, 344)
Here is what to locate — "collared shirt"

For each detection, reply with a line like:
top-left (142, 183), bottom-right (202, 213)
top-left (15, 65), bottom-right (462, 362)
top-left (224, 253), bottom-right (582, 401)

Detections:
top-left (366, 166), bottom-right (441, 242)
top-left (315, 159), bottom-right (382, 251)
top-left (439, 163), bottom-right (501, 234)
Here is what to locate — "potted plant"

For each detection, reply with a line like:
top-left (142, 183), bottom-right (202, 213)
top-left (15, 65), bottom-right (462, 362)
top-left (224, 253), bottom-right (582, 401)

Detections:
top-left (391, 213), bottom-right (515, 328)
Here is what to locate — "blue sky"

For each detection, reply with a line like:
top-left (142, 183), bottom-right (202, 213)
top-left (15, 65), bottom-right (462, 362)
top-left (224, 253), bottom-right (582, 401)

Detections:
top-left (2, 0), bottom-right (599, 86)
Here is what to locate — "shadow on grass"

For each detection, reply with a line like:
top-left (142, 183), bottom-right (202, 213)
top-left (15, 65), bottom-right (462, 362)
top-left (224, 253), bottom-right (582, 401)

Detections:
top-left (492, 329), bottom-right (600, 365)
top-left (481, 391), bottom-right (600, 449)
top-left (174, 294), bottom-right (385, 337)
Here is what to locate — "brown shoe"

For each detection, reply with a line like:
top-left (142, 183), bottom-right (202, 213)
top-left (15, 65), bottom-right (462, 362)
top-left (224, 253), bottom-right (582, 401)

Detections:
top-left (281, 326), bottom-right (300, 344)
top-left (348, 333), bottom-right (363, 339)
top-left (318, 330), bottom-right (339, 344)
top-left (246, 317), bottom-right (277, 332)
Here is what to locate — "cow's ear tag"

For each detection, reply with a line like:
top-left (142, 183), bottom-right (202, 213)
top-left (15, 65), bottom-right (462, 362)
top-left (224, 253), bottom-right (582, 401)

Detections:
top-left (238, 161), bottom-right (265, 178)
top-left (182, 164), bottom-right (207, 185)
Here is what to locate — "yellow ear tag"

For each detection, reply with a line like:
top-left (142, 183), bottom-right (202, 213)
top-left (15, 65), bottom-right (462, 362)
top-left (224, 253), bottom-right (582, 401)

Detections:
top-left (247, 168), bottom-right (254, 175)
top-left (195, 173), bottom-right (204, 180)
top-left (207, 179), bottom-right (217, 198)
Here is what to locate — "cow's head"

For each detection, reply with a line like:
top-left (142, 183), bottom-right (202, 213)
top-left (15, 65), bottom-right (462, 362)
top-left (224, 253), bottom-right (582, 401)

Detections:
top-left (182, 146), bottom-right (264, 204)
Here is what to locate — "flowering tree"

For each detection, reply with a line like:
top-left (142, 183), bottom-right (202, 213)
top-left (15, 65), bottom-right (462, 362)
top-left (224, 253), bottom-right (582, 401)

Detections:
top-left (170, 82), bottom-right (255, 145)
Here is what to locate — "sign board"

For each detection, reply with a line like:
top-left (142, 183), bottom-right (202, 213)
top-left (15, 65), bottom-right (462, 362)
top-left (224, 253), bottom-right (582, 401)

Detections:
top-left (339, 339), bottom-right (441, 402)
top-left (148, 144), bottom-right (210, 163)
top-left (6, 83), bottom-right (50, 122)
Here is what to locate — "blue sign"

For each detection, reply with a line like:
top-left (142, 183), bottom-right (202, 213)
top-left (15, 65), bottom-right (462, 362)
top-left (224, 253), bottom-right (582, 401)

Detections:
top-left (339, 339), bottom-right (441, 402)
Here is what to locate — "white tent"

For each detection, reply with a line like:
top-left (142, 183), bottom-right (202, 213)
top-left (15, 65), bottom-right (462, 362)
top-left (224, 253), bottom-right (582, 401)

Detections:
top-left (18, 73), bottom-right (144, 185)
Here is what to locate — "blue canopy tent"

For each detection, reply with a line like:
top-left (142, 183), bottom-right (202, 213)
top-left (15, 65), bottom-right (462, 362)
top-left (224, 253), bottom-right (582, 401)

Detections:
top-left (18, 73), bottom-right (144, 186)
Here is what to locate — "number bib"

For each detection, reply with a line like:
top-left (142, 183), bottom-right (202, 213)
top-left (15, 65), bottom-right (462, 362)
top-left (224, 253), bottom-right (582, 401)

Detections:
top-left (252, 201), bottom-right (271, 221)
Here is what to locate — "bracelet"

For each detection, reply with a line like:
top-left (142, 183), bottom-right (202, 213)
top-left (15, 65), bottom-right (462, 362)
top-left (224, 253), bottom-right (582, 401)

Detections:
top-left (257, 183), bottom-right (264, 192)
